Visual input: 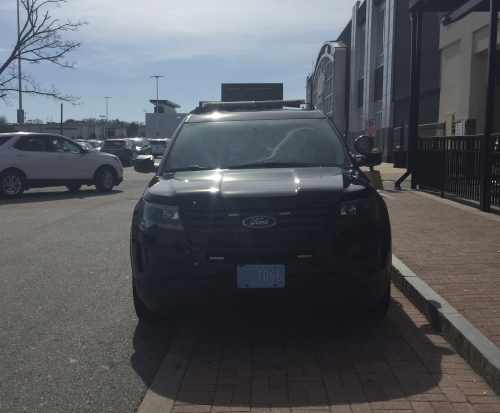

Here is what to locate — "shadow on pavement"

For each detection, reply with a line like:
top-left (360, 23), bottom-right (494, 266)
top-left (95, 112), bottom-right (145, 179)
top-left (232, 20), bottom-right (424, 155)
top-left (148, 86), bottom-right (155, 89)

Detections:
top-left (130, 318), bottom-right (180, 387)
top-left (0, 188), bottom-right (122, 205)
top-left (133, 296), bottom-right (458, 411)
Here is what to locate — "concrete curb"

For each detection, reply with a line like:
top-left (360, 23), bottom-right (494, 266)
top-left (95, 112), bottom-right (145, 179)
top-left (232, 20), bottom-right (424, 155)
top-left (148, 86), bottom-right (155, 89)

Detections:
top-left (136, 311), bottom-right (202, 413)
top-left (391, 254), bottom-right (500, 395)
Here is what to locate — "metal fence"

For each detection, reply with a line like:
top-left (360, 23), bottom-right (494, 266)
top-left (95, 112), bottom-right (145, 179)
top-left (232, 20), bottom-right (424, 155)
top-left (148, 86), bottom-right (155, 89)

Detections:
top-left (415, 134), bottom-right (500, 207)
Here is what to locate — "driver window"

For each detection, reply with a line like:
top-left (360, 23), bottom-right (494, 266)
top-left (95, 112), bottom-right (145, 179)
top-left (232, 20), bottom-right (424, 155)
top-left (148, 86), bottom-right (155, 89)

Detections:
top-left (50, 137), bottom-right (81, 154)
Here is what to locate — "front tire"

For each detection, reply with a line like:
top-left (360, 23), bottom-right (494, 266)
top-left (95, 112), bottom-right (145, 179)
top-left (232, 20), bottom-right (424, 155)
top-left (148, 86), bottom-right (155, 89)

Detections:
top-left (0, 170), bottom-right (25, 199)
top-left (369, 282), bottom-right (391, 318)
top-left (94, 167), bottom-right (115, 192)
top-left (133, 280), bottom-right (164, 322)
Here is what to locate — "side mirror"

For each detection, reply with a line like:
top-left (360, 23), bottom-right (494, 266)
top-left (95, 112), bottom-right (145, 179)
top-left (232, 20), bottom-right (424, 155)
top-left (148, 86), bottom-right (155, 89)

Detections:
top-left (80, 148), bottom-right (89, 154)
top-left (134, 155), bottom-right (158, 174)
top-left (354, 135), bottom-right (374, 155)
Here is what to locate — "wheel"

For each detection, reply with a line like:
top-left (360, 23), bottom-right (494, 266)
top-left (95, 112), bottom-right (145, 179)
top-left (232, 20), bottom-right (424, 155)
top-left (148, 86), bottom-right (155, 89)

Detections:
top-left (0, 170), bottom-right (25, 199)
top-left (94, 167), bottom-right (115, 192)
top-left (66, 185), bottom-right (82, 192)
top-left (369, 282), bottom-right (391, 318)
top-left (132, 280), bottom-right (164, 322)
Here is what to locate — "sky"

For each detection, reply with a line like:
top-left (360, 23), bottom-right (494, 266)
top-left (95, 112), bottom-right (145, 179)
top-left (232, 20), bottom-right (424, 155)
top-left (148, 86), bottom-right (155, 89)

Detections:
top-left (0, 0), bottom-right (352, 124)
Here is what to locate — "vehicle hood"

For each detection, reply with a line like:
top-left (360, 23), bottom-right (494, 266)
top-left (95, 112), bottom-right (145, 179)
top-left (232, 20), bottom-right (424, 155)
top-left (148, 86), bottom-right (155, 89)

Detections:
top-left (144, 167), bottom-right (374, 206)
top-left (91, 151), bottom-right (120, 159)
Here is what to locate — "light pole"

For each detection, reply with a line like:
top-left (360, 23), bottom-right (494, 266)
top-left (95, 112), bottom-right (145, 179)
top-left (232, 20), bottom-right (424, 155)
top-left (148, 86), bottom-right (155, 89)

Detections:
top-left (151, 75), bottom-right (163, 138)
top-left (103, 97), bottom-right (111, 139)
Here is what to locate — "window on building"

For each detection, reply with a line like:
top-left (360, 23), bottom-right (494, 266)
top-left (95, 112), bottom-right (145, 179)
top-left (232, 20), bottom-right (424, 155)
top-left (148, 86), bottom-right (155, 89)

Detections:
top-left (358, 22), bottom-right (366, 131)
top-left (312, 55), bottom-right (334, 116)
top-left (375, 100), bottom-right (383, 132)
top-left (376, 1), bottom-right (385, 69)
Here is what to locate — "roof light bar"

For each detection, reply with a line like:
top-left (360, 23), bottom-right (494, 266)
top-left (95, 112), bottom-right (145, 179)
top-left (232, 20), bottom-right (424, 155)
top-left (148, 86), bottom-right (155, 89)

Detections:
top-left (193, 99), bottom-right (306, 114)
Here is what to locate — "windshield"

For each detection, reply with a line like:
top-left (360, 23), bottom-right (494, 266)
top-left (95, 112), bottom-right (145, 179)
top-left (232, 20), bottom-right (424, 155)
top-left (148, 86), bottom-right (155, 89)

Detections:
top-left (163, 119), bottom-right (350, 172)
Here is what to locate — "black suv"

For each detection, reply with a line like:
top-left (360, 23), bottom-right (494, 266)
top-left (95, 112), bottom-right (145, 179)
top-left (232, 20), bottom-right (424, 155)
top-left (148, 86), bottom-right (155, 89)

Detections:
top-left (131, 100), bottom-right (391, 321)
top-left (101, 138), bottom-right (138, 166)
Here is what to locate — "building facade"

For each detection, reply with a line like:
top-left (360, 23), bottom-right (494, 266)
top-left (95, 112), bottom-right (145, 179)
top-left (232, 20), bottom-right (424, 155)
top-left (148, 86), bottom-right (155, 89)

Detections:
top-left (438, 12), bottom-right (500, 136)
top-left (307, 0), bottom-right (442, 162)
top-left (11, 122), bottom-right (126, 140)
top-left (145, 99), bottom-right (188, 140)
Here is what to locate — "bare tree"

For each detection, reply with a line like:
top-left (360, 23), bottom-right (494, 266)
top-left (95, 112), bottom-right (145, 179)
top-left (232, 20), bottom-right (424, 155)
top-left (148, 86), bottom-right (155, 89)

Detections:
top-left (0, 0), bottom-right (88, 105)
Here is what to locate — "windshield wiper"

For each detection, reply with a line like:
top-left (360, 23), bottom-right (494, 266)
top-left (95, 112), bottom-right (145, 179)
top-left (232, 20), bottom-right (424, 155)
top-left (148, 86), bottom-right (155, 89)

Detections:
top-left (163, 165), bottom-right (213, 173)
top-left (227, 162), bottom-right (317, 170)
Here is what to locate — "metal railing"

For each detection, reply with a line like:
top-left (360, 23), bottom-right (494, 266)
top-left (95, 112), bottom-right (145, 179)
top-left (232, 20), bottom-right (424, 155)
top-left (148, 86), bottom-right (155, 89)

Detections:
top-left (415, 134), bottom-right (500, 207)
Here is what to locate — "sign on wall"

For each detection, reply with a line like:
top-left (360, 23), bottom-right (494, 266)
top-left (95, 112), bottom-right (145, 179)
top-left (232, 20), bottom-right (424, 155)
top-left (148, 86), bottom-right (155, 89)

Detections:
top-left (455, 121), bottom-right (466, 136)
top-left (365, 119), bottom-right (376, 137)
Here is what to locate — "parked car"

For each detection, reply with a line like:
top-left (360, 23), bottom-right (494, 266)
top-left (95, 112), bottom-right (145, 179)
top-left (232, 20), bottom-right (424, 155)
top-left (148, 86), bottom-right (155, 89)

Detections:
top-left (86, 140), bottom-right (104, 151)
top-left (75, 140), bottom-right (94, 151)
top-left (100, 138), bottom-right (138, 166)
top-left (129, 138), bottom-right (152, 155)
top-left (130, 100), bottom-right (392, 321)
top-left (150, 139), bottom-right (169, 158)
top-left (0, 132), bottom-right (123, 198)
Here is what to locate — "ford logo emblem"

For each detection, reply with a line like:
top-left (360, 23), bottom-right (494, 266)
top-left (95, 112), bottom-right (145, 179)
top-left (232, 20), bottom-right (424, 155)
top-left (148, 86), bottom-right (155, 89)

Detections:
top-left (242, 216), bottom-right (276, 229)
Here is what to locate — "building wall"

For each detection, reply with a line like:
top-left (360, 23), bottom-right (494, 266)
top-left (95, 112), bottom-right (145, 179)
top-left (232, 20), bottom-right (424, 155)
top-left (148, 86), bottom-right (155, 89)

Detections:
top-left (346, 0), bottom-right (396, 161)
top-left (145, 112), bottom-right (189, 139)
top-left (392, 9), bottom-right (441, 129)
top-left (438, 12), bottom-right (500, 135)
top-left (12, 123), bottom-right (126, 139)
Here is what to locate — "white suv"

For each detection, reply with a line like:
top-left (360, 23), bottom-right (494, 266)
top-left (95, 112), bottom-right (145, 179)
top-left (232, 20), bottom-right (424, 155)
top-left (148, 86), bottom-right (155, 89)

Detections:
top-left (0, 132), bottom-right (124, 198)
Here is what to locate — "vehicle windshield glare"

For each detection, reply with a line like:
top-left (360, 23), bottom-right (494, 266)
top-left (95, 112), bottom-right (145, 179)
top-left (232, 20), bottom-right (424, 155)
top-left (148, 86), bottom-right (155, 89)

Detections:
top-left (163, 119), bottom-right (350, 173)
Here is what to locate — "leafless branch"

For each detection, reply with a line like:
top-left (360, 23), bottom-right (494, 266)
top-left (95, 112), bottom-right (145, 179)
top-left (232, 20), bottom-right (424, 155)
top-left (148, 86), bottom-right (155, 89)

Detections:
top-left (0, 0), bottom-right (87, 105)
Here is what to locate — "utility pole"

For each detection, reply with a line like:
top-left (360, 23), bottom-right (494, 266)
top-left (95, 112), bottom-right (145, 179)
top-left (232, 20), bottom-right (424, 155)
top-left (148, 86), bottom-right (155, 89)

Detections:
top-left (151, 75), bottom-right (164, 138)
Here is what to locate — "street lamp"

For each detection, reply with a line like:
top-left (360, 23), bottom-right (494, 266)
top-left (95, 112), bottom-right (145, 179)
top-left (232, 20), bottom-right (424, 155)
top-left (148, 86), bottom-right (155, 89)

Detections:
top-left (151, 75), bottom-right (163, 138)
top-left (103, 97), bottom-right (111, 122)
top-left (103, 97), bottom-right (111, 139)
top-left (100, 114), bottom-right (106, 139)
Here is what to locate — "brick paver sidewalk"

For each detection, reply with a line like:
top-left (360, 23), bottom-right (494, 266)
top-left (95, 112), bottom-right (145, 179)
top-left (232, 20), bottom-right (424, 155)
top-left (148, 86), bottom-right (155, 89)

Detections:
top-left (384, 190), bottom-right (500, 348)
top-left (170, 290), bottom-right (500, 412)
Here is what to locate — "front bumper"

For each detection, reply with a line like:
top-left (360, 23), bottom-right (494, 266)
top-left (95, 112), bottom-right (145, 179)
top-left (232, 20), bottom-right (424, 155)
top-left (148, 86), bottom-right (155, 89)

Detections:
top-left (130, 224), bottom-right (392, 313)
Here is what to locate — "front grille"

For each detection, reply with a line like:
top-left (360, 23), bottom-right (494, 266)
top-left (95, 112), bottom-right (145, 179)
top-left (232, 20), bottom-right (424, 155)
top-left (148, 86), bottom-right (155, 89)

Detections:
top-left (182, 203), bottom-right (335, 248)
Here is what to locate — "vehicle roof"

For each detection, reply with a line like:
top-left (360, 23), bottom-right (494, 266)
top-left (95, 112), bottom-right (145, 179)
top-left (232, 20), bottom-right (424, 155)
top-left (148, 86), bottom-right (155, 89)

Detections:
top-left (0, 132), bottom-right (66, 137)
top-left (104, 138), bottom-right (127, 141)
top-left (187, 109), bottom-right (326, 123)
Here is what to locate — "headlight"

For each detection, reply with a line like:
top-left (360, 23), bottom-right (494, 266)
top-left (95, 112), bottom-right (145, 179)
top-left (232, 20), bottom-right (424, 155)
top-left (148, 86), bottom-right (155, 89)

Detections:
top-left (140, 201), bottom-right (183, 230)
top-left (338, 198), bottom-right (378, 226)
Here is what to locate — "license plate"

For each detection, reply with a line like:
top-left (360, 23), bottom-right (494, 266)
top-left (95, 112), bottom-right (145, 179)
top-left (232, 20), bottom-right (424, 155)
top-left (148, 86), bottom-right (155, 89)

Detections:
top-left (237, 265), bottom-right (285, 288)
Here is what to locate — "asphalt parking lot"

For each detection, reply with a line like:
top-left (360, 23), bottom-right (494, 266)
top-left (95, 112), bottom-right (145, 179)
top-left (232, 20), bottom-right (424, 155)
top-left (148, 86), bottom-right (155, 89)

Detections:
top-left (1, 165), bottom-right (499, 412)
top-left (0, 166), bottom-right (178, 412)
